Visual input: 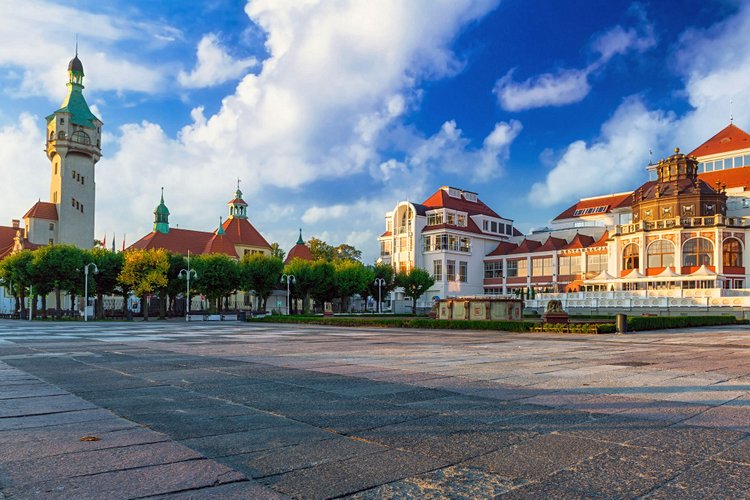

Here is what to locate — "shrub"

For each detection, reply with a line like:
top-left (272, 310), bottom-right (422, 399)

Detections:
top-left (627, 315), bottom-right (737, 331)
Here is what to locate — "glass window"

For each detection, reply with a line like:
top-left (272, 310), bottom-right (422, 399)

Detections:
top-left (647, 240), bottom-right (675, 268)
top-left (427, 212), bottom-right (444, 226)
top-left (447, 260), bottom-right (456, 281)
top-left (705, 161), bottom-right (714, 172)
top-left (622, 244), bottom-right (639, 270)
top-left (517, 259), bottom-right (528, 278)
top-left (484, 261), bottom-right (503, 279)
top-left (457, 214), bottom-right (467, 227)
top-left (745, 155), bottom-right (750, 167)
top-left (459, 237), bottom-right (470, 253)
top-left (446, 212), bottom-right (455, 225)
top-left (433, 260), bottom-right (443, 281)
top-left (698, 162), bottom-right (704, 173)
top-left (586, 253), bottom-right (607, 274)
top-left (423, 236), bottom-right (431, 252)
top-left (532, 256), bottom-right (553, 276)
top-left (506, 260), bottom-right (518, 277)
top-left (735, 156), bottom-right (743, 168)
top-left (459, 261), bottom-right (468, 282)
top-left (448, 235), bottom-right (458, 251)
top-left (491, 221), bottom-right (497, 232)
top-left (683, 238), bottom-right (713, 267)
top-left (723, 238), bottom-right (742, 267)
top-left (483, 220), bottom-right (488, 231)
top-left (725, 158), bottom-right (734, 169)
top-left (558, 255), bottom-right (581, 275)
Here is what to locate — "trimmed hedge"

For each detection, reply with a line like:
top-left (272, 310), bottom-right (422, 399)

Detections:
top-left (250, 316), bottom-right (535, 332)
top-left (626, 315), bottom-right (738, 331)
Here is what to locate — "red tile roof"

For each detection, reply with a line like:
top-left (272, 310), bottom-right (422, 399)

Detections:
top-left (128, 228), bottom-right (215, 255)
top-left (421, 188), bottom-right (502, 218)
top-left (0, 226), bottom-right (17, 260)
top-left (227, 198), bottom-right (247, 206)
top-left (553, 193), bottom-right (632, 221)
top-left (534, 236), bottom-right (567, 252)
top-left (422, 219), bottom-right (485, 236)
top-left (689, 124), bottom-right (750, 158)
top-left (23, 201), bottom-right (58, 221)
top-left (562, 233), bottom-right (595, 250)
top-left (284, 243), bottom-right (313, 264)
top-left (509, 238), bottom-right (542, 254)
top-left (699, 165), bottom-right (750, 190)
top-left (591, 231), bottom-right (610, 248)
top-left (486, 241), bottom-right (517, 257)
top-left (203, 233), bottom-right (238, 257)
top-left (380, 231), bottom-right (392, 237)
top-left (222, 217), bottom-right (271, 249)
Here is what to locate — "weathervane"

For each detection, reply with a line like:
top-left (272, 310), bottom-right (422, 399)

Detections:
top-left (730, 99), bottom-right (734, 124)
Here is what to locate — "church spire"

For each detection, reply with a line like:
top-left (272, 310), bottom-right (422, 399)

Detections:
top-left (297, 228), bottom-right (304, 245)
top-left (153, 187), bottom-right (170, 234)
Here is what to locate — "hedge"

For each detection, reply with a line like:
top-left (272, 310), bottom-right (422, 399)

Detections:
top-left (250, 316), bottom-right (535, 332)
top-left (625, 315), bottom-right (738, 331)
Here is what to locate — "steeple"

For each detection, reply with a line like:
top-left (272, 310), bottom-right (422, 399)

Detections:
top-left (227, 180), bottom-right (248, 219)
top-left (297, 228), bottom-right (304, 245)
top-left (217, 217), bottom-right (225, 235)
top-left (153, 187), bottom-right (170, 234)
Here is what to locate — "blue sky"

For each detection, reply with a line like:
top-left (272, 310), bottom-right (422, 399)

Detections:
top-left (1, 0), bottom-right (748, 262)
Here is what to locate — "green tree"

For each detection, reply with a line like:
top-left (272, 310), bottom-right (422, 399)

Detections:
top-left (334, 260), bottom-right (372, 312)
top-left (193, 254), bottom-right (241, 313)
top-left (158, 253), bottom-right (188, 319)
top-left (33, 245), bottom-right (84, 318)
top-left (334, 244), bottom-right (362, 262)
top-left (366, 263), bottom-right (396, 313)
top-left (283, 258), bottom-right (315, 314)
top-left (309, 260), bottom-right (337, 309)
top-left (119, 248), bottom-right (170, 321)
top-left (0, 250), bottom-right (34, 318)
top-left (241, 253), bottom-right (283, 311)
top-left (308, 237), bottom-right (335, 261)
top-left (87, 248), bottom-right (124, 319)
top-left (396, 268), bottom-right (436, 315)
top-left (269, 243), bottom-right (286, 261)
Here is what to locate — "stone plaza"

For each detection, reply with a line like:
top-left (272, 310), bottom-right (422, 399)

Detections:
top-left (0, 320), bottom-right (749, 498)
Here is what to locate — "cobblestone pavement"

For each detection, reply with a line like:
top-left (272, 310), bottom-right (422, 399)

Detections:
top-left (0, 320), bottom-right (749, 499)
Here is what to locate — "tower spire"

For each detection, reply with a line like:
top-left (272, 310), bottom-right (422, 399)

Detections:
top-left (153, 187), bottom-right (170, 234)
top-left (730, 99), bottom-right (734, 124)
top-left (297, 228), bottom-right (304, 245)
top-left (217, 217), bottom-right (225, 235)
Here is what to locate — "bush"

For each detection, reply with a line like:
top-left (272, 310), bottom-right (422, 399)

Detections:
top-left (627, 315), bottom-right (737, 331)
top-left (249, 315), bottom-right (534, 332)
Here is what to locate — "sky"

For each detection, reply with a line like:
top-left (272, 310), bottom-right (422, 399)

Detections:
top-left (1, 0), bottom-right (749, 263)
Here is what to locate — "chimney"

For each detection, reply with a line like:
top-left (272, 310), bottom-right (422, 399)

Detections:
top-left (11, 219), bottom-right (19, 229)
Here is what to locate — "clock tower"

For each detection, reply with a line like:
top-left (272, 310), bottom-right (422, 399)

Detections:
top-left (44, 51), bottom-right (102, 248)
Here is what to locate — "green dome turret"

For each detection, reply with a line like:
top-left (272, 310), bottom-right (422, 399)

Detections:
top-left (153, 187), bottom-right (170, 234)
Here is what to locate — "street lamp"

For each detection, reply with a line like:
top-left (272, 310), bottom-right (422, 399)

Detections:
top-left (178, 252), bottom-right (198, 321)
top-left (280, 274), bottom-right (296, 315)
top-left (374, 278), bottom-right (386, 314)
top-left (83, 263), bottom-right (99, 322)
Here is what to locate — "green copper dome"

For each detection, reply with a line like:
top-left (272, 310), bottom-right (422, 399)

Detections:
top-left (153, 188), bottom-right (170, 234)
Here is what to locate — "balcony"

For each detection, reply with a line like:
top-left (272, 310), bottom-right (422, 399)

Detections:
top-left (616, 215), bottom-right (750, 235)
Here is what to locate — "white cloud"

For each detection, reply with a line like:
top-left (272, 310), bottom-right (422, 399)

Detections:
top-left (495, 14), bottom-right (655, 112)
top-left (0, 0), bottom-right (176, 101)
top-left (178, 34), bottom-right (258, 88)
top-left (529, 97), bottom-right (673, 206)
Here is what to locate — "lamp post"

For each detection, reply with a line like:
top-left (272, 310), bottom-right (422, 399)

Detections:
top-left (83, 263), bottom-right (99, 322)
top-left (280, 274), bottom-right (296, 315)
top-left (374, 278), bottom-right (386, 314)
top-left (178, 252), bottom-right (198, 321)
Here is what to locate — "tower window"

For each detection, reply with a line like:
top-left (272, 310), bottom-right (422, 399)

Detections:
top-left (60, 118), bottom-right (64, 125)
top-left (58, 131), bottom-right (66, 139)
top-left (80, 204), bottom-right (84, 213)
top-left (71, 130), bottom-right (91, 145)
top-left (72, 170), bottom-right (76, 179)
top-left (49, 131), bottom-right (54, 141)
top-left (81, 176), bottom-right (84, 185)
top-left (49, 223), bottom-right (54, 231)
top-left (71, 198), bottom-right (75, 207)
top-left (53, 192), bottom-right (57, 203)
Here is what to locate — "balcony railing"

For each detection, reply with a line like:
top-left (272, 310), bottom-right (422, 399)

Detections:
top-left (616, 215), bottom-right (750, 235)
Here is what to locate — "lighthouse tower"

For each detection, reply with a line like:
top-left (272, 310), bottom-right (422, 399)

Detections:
top-left (44, 50), bottom-right (102, 248)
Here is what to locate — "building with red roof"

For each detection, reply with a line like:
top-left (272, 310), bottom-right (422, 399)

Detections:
top-left (284, 229), bottom-right (314, 264)
top-left (128, 185), bottom-right (271, 259)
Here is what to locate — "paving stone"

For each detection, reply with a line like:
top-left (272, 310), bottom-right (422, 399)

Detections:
top-left (714, 436), bottom-right (750, 465)
top-left (465, 432), bottom-right (614, 481)
top-left (2, 441), bottom-right (202, 485)
top-left (647, 459), bottom-right (750, 499)
top-left (681, 404), bottom-right (750, 432)
top-left (263, 448), bottom-right (450, 499)
top-left (559, 414), bottom-right (670, 444)
top-left (349, 465), bottom-right (515, 499)
top-left (0, 408), bottom-right (114, 431)
top-left (145, 480), bottom-right (286, 499)
top-left (221, 436), bottom-right (386, 478)
top-left (4, 459), bottom-right (246, 499)
top-left (628, 425), bottom-right (748, 458)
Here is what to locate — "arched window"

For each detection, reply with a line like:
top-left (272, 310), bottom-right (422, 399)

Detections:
top-left (647, 240), bottom-right (675, 268)
top-left (49, 131), bottom-right (54, 141)
top-left (58, 131), bottom-right (66, 139)
top-left (723, 238), bottom-right (743, 267)
top-left (71, 130), bottom-right (91, 145)
top-left (683, 238), bottom-right (714, 267)
top-left (622, 243), bottom-right (639, 270)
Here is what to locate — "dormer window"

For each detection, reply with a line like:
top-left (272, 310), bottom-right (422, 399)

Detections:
top-left (463, 192), bottom-right (477, 202)
top-left (447, 187), bottom-right (460, 198)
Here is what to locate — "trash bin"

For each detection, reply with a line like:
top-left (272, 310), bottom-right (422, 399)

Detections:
top-left (616, 313), bottom-right (627, 334)
top-left (237, 311), bottom-right (247, 322)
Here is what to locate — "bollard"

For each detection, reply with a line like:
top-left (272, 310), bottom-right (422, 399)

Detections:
top-left (616, 313), bottom-right (627, 334)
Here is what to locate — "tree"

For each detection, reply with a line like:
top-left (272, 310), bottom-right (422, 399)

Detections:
top-left (396, 268), bottom-right (435, 315)
top-left (334, 260), bottom-right (372, 312)
top-left (308, 237), bottom-right (335, 261)
top-left (161, 253), bottom-right (187, 319)
top-left (269, 243), bottom-right (286, 261)
top-left (87, 248), bottom-right (124, 319)
top-left (334, 244), bottom-right (362, 262)
top-left (241, 253), bottom-right (283, 312)
top-left (309, 260), bottom-right (337, 309)
top-left (33, 245), bottom-right (84, 318)
top-left (119, 249), bottom-right (170, 321)
top-left (192, 254), bottom-right (241, 313)
top-left (0, 250), bottom-right (34, 318)
top-left (366, 263), bottom-right (396, 313)
top-left (283, 258), bottom-right (316, 314)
